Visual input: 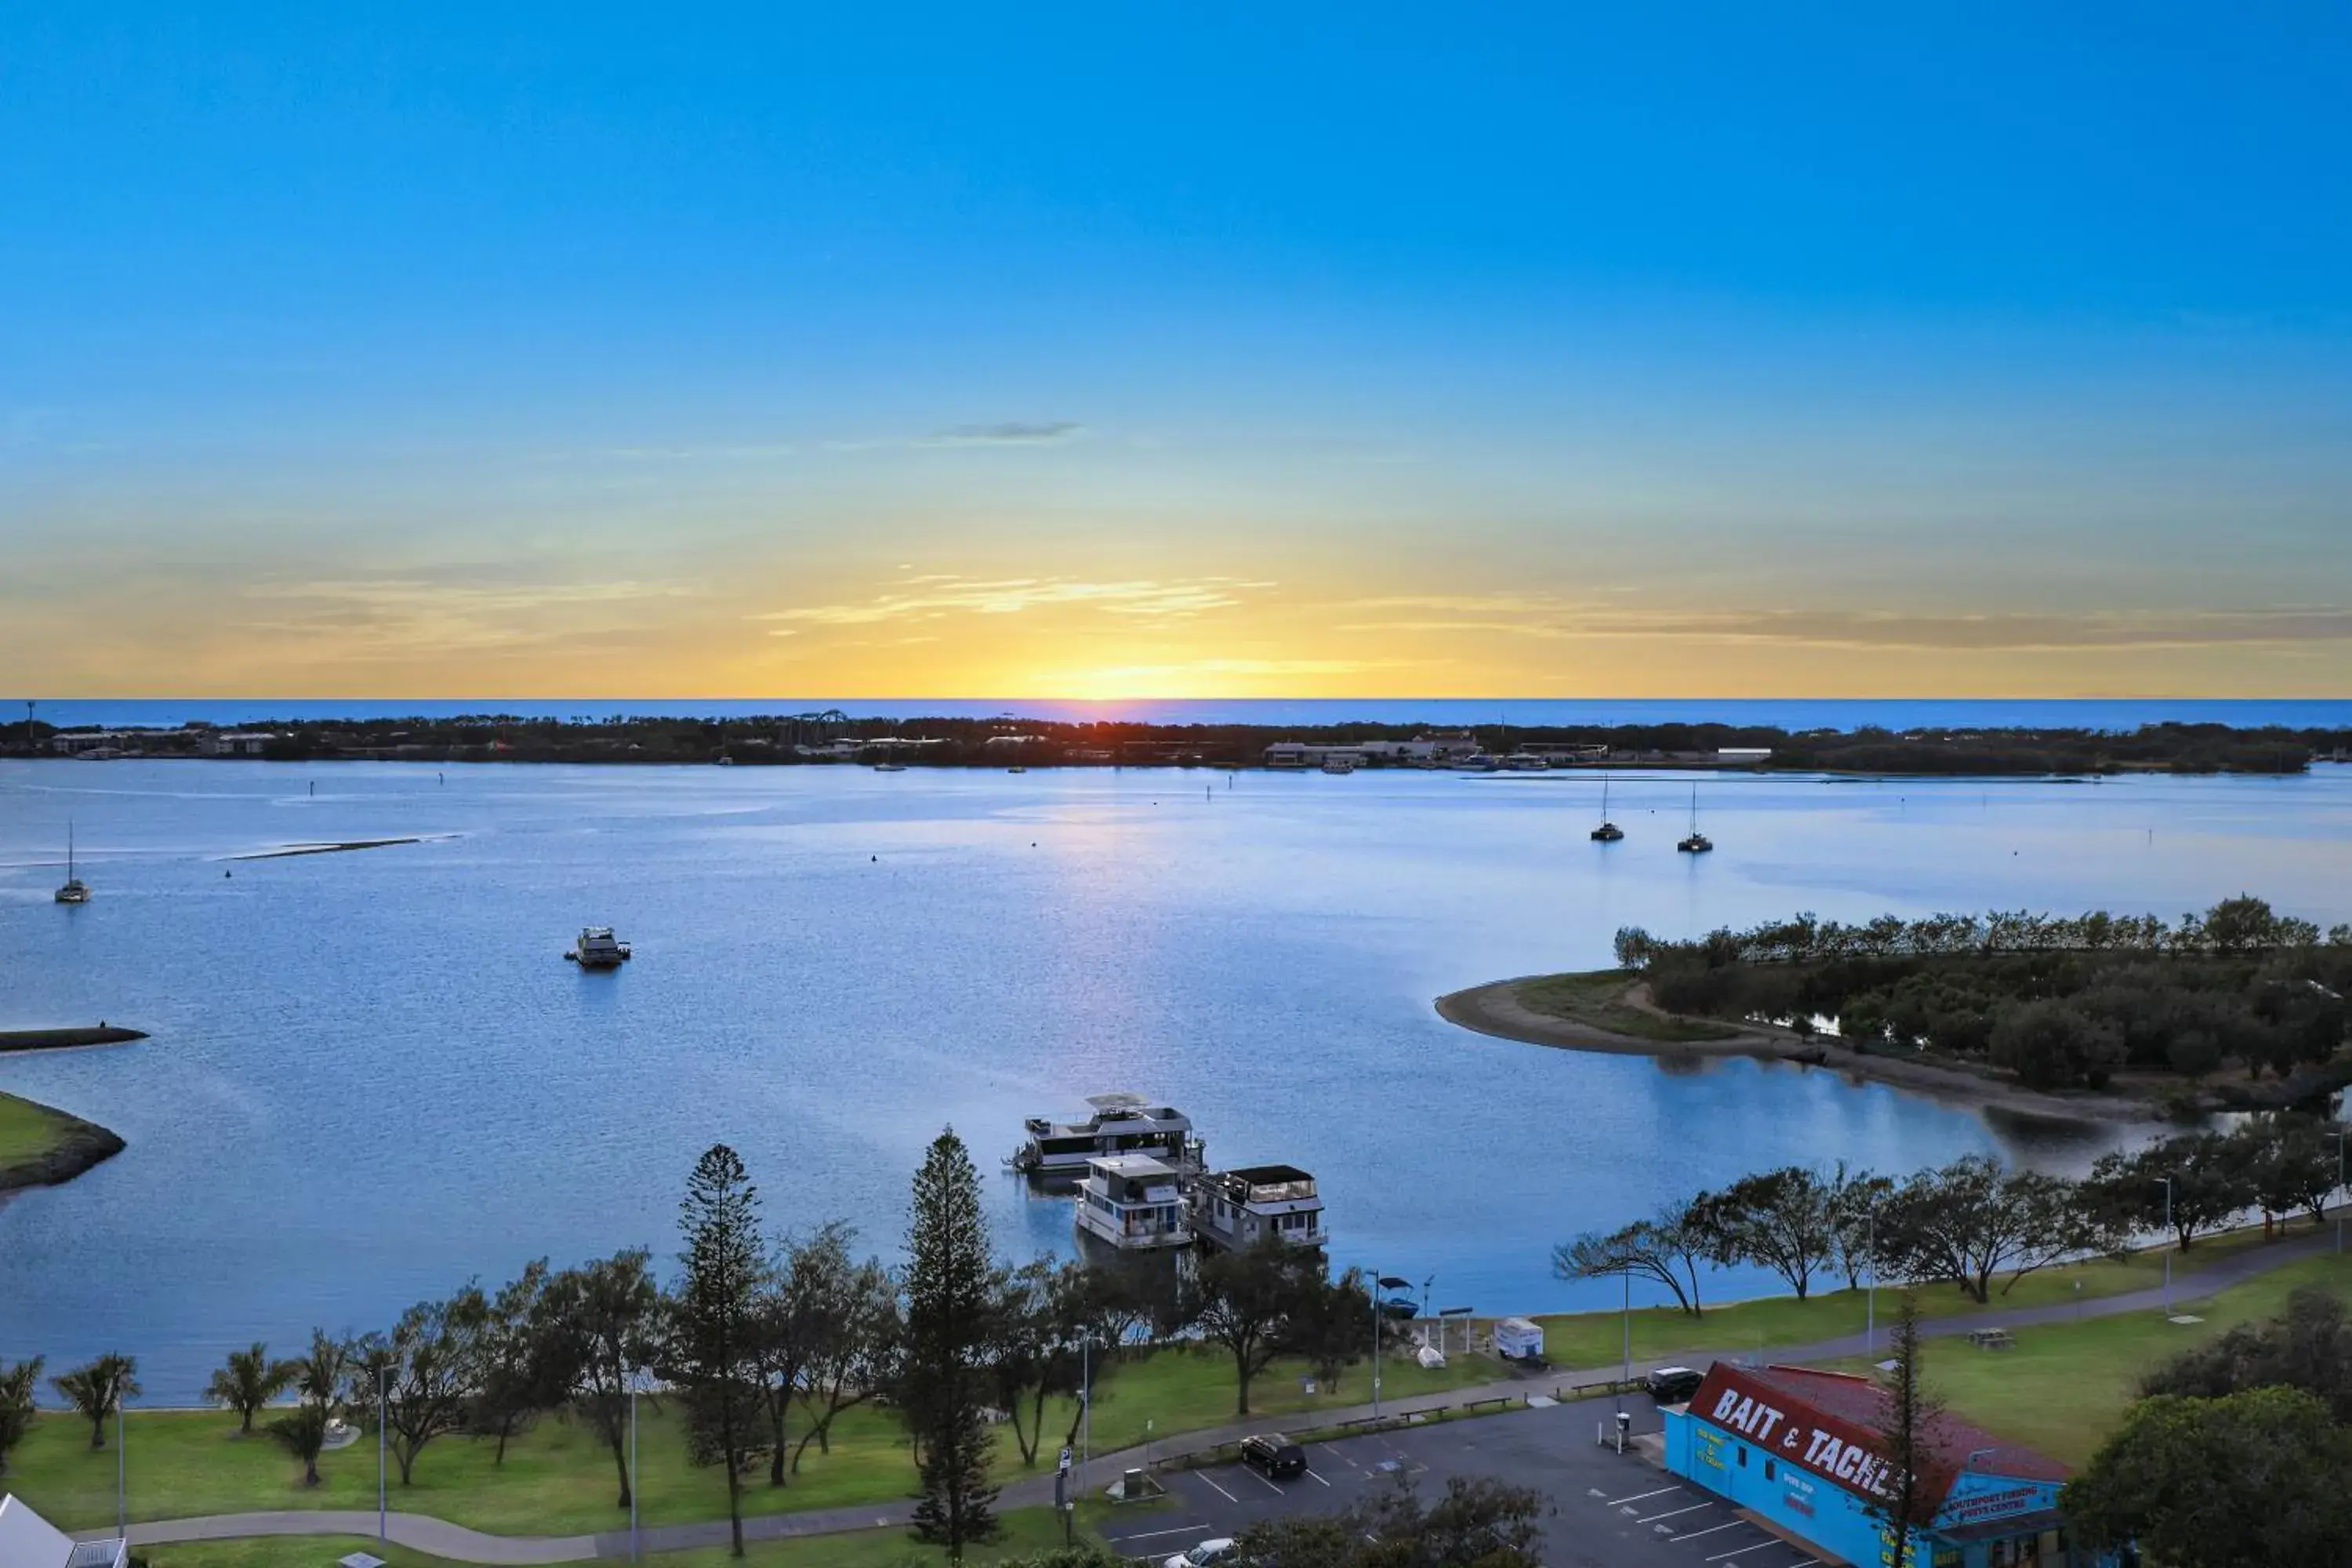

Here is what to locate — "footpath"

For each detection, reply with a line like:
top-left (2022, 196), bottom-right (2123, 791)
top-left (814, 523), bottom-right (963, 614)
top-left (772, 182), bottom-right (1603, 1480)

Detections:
top-left (89, 1222), bottom-right (2343, 1562)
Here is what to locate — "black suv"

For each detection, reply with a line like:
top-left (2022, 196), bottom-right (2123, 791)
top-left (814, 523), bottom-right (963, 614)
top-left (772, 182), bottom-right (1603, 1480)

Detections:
top-left (1645, 1366), bottom-right (1705, 1405)
top-left (1240, 1433), bottom-right (1308, 1479)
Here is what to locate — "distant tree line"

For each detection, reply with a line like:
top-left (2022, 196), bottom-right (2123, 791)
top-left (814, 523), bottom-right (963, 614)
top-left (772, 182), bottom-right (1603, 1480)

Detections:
top-left (16, 711), bottom-right (2343, 774)
top-left (0, 1129), bottom-right (1374, 1561)
top-left (1555, 1116), bottom-right (2345, 1316)
top-left (1614, 897), bottom-right (2352, 1091)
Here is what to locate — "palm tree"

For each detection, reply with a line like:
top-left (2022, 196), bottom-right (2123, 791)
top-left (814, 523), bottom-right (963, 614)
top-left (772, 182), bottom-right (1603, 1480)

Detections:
top-left (52, 1354), bottom-right (140, 1449)
top-left (0, 1357), bottom-right (43, 1478)
top-left (205, 1342), bottom-right (299, 1435)
top-left (267, 1402), bottom-right (335, 1487)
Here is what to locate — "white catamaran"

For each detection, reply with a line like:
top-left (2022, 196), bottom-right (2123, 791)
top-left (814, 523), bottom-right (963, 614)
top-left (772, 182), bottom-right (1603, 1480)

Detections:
top-left (54, 822), bottom-right (90, 904)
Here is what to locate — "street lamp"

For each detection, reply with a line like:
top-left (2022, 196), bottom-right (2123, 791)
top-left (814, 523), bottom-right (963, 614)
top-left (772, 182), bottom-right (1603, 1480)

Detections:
top-left (2158, 1177), bottom-right (2174, 1319)
top-left (2328, 1131), bottom-right (2347, 1255)
top-left (629, 1369), bottom-right (641, 1563)
top-left (378, 1364), bottom-right (389, 1543)
top-left (1864, 1205), bottom-right (1877, 1356)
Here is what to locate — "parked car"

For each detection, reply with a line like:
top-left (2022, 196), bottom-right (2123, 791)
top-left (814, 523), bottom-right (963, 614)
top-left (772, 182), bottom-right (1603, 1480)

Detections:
top-left (1164, 1538), bottom-right (1239, 1568)
top-left (1240, 1432), bottom-right (1308, 1479)
top-left (1645, 1366), bottom-right (1706, 1405)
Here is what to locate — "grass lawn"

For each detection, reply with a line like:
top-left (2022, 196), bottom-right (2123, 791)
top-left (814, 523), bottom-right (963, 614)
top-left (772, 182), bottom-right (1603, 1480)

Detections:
top-left (0, 1090), bottom-right (76, 1164)
top-left (1534, 1213), bottom-right (2328, 1371)
top-left (8, 1345), bottom-right (1494, 1536)
top-left (1512, 972), bottom-right (1739, 1044)
top-left (1823, 1250), bottom-right (2352, 1465)
top-left (135, 1504), bottom-right (1116, 1567)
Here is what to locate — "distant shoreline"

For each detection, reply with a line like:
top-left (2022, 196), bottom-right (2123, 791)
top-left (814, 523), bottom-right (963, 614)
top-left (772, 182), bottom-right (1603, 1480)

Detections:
top-left (1435, 976), bottom-right (2158, 1123)
top-left (10, 710), bottom-right (2338, 775)
top-left (0, 1025), bottom-right (148, 1054)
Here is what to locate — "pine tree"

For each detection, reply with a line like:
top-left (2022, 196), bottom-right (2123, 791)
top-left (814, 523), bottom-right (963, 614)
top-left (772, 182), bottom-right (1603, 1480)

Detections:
top-left (673, 1144), bottom-right (767, 1558)
top-left (905, 1127), bottom-right (1000, 1557)
top-left (1866, 1292), bottom-right (1944, 1568)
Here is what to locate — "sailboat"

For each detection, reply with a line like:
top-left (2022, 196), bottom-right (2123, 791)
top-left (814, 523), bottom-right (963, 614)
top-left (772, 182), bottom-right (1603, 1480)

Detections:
top-left (54, 822), bottom-right (91, 903)
top-left (1589, 773), bottom-right (1624, 842)
top-left (1677, 784), bottom-right (1713, 854)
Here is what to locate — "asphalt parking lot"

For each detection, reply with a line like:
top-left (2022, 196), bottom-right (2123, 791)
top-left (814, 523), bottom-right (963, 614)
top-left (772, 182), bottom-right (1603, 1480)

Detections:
top-left (1094, 1395), bottom-right (1829, 1568)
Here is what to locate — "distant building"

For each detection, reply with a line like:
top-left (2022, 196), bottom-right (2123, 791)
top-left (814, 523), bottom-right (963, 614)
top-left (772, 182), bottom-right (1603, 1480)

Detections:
top-left (0, 1494), bottom-right (126, 1568)
top-left (50, 731), bottom-right (135, 755)
top-left (199, 731), bottom-right (276, 757)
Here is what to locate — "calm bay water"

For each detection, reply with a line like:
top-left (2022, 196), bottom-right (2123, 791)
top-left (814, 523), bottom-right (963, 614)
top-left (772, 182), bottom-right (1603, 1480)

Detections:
top-left (5, 759), bottom-right (2350, 1398)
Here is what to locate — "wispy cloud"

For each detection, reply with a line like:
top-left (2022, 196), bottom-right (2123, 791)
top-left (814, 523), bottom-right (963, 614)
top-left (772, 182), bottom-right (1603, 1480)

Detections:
top-left (825, 421), bottom-right (1085, 452)
top-left (1078, 657), bottom-right (1409, 679)
top-left (753, 574), bottom-right (1270, 631)
top-left (238, 575), bottom-right (699, 659)
top-left (1335, 594), bottom-right (2352, 652)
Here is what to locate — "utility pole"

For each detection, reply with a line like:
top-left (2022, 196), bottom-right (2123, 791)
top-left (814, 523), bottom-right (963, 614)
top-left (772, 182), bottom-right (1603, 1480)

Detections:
top-left (629, 1376), bottom-right (639, 1562)
top-left (1371, 1268), bottom-right (1383, 1418)
top-left (114, 1397), bottom-right (125, 1540)
top-left (378, 1364), bottom-right (388, 1542)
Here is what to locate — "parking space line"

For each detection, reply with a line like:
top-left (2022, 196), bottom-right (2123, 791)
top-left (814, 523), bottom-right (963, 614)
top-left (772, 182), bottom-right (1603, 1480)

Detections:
top-left (1669, 1521), bottom-right (1746, 1543)
top-left (1635, 1502), bottom-right (1714, 1524)
top-left (1196, 1471), bottom-right (1239, 1503)
top-left (1604, 1485), bottom-right (1682, 1507)
top-left (1110, 1526), bottom-right (1213, 1543)
top-left (1703, 1541), bottom-right (1789, 1563)
top-left (1304, 1466), bottom-right (1333, 1486)
top-left (1245, 1467), bottom-right (1285, 1494)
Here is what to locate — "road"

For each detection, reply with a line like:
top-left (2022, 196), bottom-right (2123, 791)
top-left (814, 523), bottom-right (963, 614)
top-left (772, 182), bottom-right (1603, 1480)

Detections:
top-left (85, 1219), bottom-right (2343, 1561)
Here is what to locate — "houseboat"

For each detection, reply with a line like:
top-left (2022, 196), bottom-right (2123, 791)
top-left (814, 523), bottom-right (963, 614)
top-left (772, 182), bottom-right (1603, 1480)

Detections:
top-left (1073, 1153), bottom-right (1193, 1252)
top-left (564, 927), bottom-right (633, 967)
top-left (1011, 1094), bottom-right (1203, 1180)
top-left (1319, 753), bottom-right (1359, 775)
top-left (1189, 1164), bottom-right (1325, 1252)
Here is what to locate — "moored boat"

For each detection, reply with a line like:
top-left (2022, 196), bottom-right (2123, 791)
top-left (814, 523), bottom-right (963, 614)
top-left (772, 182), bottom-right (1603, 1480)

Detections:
top-left (565, 927), bottom-right (633, 967)
top-left (1011, 1094), bottom-right (1202, 1180)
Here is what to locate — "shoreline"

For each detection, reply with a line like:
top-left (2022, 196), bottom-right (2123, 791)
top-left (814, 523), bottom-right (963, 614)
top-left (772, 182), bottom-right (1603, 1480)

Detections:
top-left (0, 1093), bottom-right (127, 1194)
top-left (0, 1025), bottom-right (149, 1054)
top-left (1436, 976), bottom-right (2159, 1123)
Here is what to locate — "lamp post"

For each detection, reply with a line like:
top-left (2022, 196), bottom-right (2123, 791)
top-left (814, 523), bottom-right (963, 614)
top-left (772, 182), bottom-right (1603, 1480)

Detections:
top-left (1371, 1266), bottom-right (1383, 1419)
top-left (378, 1364), bottom-right (388, 1543)
top-left (114, 1396), bottom-right (125, 1541)
top-left (1864, 1206), bottom-right (1876, 1356)
top-left (2159, 1177), bottom-right (2174, 1319)
top-left (629, 1371), bottom-right (641, 1563)
top-left (1080, 1334), bottom-right (1091, 1491)
top-left (1618, 1267), bottom-right (1631, 1415)
top-left (2328, 1131), bottom-right (2347, 1255)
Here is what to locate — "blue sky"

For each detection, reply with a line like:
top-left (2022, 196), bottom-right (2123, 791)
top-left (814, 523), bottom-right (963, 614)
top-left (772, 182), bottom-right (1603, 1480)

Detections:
top-left (4, 5), bottom-right (2348, 697)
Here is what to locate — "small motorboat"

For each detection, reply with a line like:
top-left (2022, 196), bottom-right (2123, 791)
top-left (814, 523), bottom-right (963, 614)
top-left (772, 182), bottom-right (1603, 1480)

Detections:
top-left (564, 927), bottom-right (633, 967)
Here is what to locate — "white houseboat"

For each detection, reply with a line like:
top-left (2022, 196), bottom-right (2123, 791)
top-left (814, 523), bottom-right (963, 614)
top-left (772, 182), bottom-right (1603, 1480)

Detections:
top-left (1189, 1164), bottom-right (1325, 1252)
top-left (564, 927), bottom-right (633, 967)
top-left (1012, 1094), bottom-right (1202, 1179)
top-left (1073, 1154), bottom-right (1192, 1252)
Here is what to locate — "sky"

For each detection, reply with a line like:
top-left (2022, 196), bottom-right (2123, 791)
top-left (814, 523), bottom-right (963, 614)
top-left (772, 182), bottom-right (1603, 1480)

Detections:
top-left (3, 5), bottom-right (2349, 700)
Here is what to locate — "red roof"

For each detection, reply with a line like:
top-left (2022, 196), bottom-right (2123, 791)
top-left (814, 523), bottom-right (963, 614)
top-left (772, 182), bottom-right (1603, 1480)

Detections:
top-left (1686, 1363), bottom-right (2069, 1515)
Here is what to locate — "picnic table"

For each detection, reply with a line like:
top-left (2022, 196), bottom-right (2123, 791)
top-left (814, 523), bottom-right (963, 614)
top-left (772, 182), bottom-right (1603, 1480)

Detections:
top-left (1966, 1327), bottom-right (2016, 1350)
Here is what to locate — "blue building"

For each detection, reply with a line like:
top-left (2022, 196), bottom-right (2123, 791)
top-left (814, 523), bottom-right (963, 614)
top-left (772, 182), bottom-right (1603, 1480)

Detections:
top-left (1660, 1363), bottom-right (2117, 1568)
